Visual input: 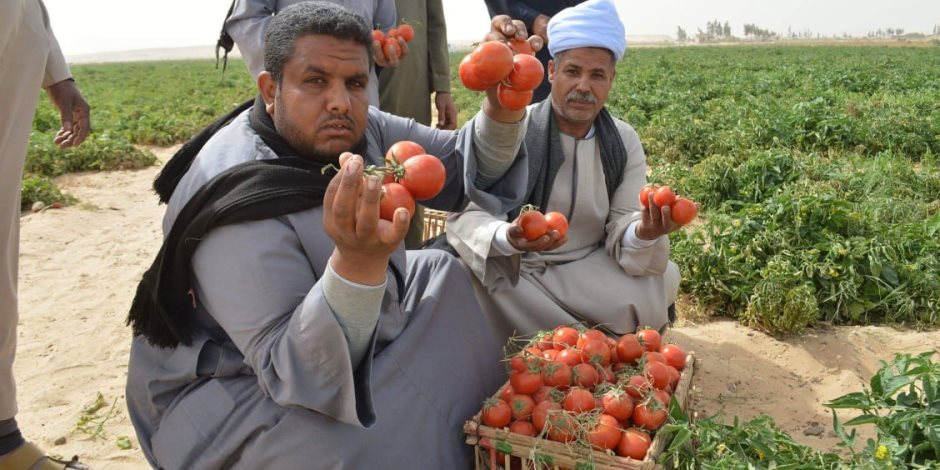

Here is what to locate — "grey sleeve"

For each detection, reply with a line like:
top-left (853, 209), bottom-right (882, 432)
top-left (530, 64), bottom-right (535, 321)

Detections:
top-left (373, 0), bottom-right (396, 30)
top-left (190, 216), bottom-right (379, 427)
top-left (225, 0), bottom-right (276, 79)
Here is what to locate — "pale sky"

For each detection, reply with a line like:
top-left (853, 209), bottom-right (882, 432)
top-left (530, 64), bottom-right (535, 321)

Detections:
top-left (43, 0), bottom-right (940, 57)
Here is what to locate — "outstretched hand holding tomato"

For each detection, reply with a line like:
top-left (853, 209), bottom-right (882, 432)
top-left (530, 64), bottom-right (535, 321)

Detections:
top-left (323, 153), bottom-right (410, 286)
top-left (634, 185), bottom-right (698, 241)
top-left (458, 15), bottom-right (544, 122)
top-left (507, 208), bottom-right (568, 252)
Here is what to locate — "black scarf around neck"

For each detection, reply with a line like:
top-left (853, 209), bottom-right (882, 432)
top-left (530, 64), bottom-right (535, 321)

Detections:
top-left (128, 97), bottom-right (333, 348)
top-left (508, 100), bottom-right (627, 220)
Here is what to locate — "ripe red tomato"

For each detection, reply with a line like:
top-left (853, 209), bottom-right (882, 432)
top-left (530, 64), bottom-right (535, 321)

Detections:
top-left (661, 344), bottom-right (687, 370)
top-left (571, 363), bottom-right (598, 389)
top-left (509, 420), bottom-right (536, 437)
top-left (616, 334), bottom-right (644, 364)
top-left (385, 140), bottom-right (425, 164)
top-left (546, 411), bottom-right (578, 442)
top-left (508, 37), bottom-right (535, 55)
top-left (532, 400), bottom-right (560, 431)
top-left (518, 210), bottom-right (547, 241)
top-left (482, 399), bottom-right (512, 428)
top-left (645, 361), bottom-right (672, 390)
top-left (587, 414), bottom-right (622, 450)
top-left (552, 327), bottom-right (579, 350)
top-left (542, 361), bottom-right (572, 388)
top-left (498, 384), bottom-right (514, 403)
top-left (639, 184), bottom-right (656, 208)
top-left (510, 369), bottom-right (544, 395)
top-left (379, 182), bottom-right (415, 221)
top-left (576, 329), bottom-right (607, 349)
top-left (536, 333), bottom-right (554, 351)
top-left (544, 211), bottom-right (568, 237)
top-left (397, 23), bottom-right (414, 42)
top-left (644, 351), bottom-right (667, 364)
top-left (666, 365), bottom-right (681, 389)
top-left (532, 386), bottom-right (558, 404)
top-left (497, 83), bottom-right (533, 111)
top-left (633, 400), bottom-right (667, 431)
top-left (625, 375), bottom-right (651, 399)
top-left (371, 30), bottom-right (385, 42)
top-left (563, 388), bottom-right (595, 413)
top-left (653, 185), bottom-right (676, 207)
top-left (383, 37), bottom-right (401, 60)
top-left (510, 394), bottom-right (536, 420)
top-left (556, 348), bottom-right (583, 367)
top-left (601, 389), bottom-right (634, 422)
top-left (459, 54), bottom-right (489, 91)
top-left (506, 53), bottom-right (543, 91)
top-left (470, 41), bottom-right (514, 83)
top-left (616, 428), bottom-right (651, 460)
top-left (582, 339), bottom-right (612, 366)
top-left (636, 328), bottom-right (662, 352)
top-left (671, 197), bottom-right (698, 225)
top-left (386, 27), bottom-right (399, 38)
top-left (542, 349), bottom-right (559, 361)
top-left (400, 154), bottom-right (445, 200)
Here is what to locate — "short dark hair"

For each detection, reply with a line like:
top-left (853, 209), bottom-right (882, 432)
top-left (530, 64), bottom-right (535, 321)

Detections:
top-left (263, 1), bottom-right (372, 84)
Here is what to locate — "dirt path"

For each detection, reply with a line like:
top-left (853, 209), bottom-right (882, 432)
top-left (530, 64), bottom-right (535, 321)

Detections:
top-left (12, 148), bottom-right (939, 468)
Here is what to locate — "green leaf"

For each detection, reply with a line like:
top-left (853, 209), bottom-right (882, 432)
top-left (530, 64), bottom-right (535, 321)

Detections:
top-left (116, 435), bottom-right (132, 450)
top-left (826, 392), bottom-right (870, 409)
top-left (668, 396), bottom-right (686, 422)
top-left (667, 428), bottom-right (693, 453)
top-left (843, 414), bottom-right (881, 427)
top-left (494, 440), bottom-right (512, 454)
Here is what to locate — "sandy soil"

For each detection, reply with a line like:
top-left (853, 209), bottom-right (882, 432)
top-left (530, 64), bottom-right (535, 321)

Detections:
top-left (12, 147), bottom-right (939, 468)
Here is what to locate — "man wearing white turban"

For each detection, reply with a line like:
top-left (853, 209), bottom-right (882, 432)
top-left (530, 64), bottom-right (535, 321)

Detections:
top-left (448, 0), bottom-right (683, 345)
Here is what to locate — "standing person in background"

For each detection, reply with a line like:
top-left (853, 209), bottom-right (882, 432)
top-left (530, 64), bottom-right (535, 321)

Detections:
top-left (226, 0), bottom-right (403, 106)
top-left (378, 0), bottom-right (457, 248)
top-left (0, 1), bottom-right (91, 469)
top-left (483, 0), bottom-right (586, 102)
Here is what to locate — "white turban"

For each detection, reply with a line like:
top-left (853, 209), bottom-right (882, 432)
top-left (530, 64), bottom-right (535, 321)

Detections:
top-left (546, 0), bottom-right (627, 61)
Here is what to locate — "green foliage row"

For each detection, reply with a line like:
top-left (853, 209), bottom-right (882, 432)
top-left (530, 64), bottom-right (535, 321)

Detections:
top-left (660, 351), bottom-right (939, 468)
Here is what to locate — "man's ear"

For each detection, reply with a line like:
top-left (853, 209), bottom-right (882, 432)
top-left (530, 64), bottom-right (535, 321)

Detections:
top-left (258, 71), bottom-right (277, 114)
top-left (547, 59), bottom-right (555, 84)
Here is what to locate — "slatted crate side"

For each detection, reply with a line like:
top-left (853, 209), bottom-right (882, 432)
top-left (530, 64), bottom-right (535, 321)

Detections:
top-left (465, 354), bottom-right (696, 470)
top-left (421, 209), bottom-right (449, 241)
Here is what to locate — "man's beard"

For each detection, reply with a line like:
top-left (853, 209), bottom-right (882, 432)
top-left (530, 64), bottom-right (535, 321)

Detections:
top-left (273, 97), bottom-right (368, 164)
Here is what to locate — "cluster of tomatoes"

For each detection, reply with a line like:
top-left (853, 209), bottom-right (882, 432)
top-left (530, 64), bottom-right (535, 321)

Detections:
top-left (459, 39), bottom-right (544, 110)
top-left (375, 141), bottom-right (446, 221)
top-left (639, 184), bottom-right (698, 226)
top-left (479, 326), bottom-right (688, 462)
top-left (517, 207), bottom-right (569, 240)
top-left (372, 23), bottom-right (414, 62)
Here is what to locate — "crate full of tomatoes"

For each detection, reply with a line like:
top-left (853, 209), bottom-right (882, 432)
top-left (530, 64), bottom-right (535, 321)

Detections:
top-left (464, 326), bottom-right (695, 470)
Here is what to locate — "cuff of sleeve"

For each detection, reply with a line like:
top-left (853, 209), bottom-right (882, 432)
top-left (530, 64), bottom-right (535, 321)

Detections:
top-left (322, 259), bottom-right (386, 328)
top-left (492, 223), bottom-right (521, 256)
top-left (622, 220), bottom-right (659, 249)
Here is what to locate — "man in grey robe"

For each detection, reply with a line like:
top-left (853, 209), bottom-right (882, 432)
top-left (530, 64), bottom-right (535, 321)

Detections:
top-left (125, 3), bottom-right (540, 468)
top-left (227, 0), bottom-right (402, 105)
top-left (447, 0), bottom-right (682, 346)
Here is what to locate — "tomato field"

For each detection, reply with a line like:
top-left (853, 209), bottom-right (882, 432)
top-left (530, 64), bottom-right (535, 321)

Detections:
top-left (453, 45), bottom-right (940, 334)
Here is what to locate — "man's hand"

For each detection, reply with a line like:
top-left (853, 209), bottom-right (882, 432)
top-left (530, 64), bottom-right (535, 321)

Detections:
top-left (323, 153), bottom-right (410, 285)
top-left (506, 220), bottom-right (567, 253)
top-left (434, 92), bottom-right (458, 130)
top-left (532, 14), bottom-right (551, 45)
top-left (373, 36), bottom-right (410, 68)
top-left (46, 79), bottom-right (90, 148)
top-left (634, 192), bottom-right (682, 241)
top-left (480, 15), bottom-right (544, 123)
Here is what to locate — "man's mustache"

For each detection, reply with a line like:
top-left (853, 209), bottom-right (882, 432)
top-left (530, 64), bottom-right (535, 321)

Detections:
top-left (566, 91), bottom-right (597, 104)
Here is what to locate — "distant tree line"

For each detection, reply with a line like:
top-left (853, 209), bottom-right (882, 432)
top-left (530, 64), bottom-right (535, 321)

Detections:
top-left (674, 21), bottom-right (939, 43)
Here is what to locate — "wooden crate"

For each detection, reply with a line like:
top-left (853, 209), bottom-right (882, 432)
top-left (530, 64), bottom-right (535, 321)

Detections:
top-left (421, 209), bottom-right (449, 242)
top-left (464, 354), bottom-right (696, 470)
